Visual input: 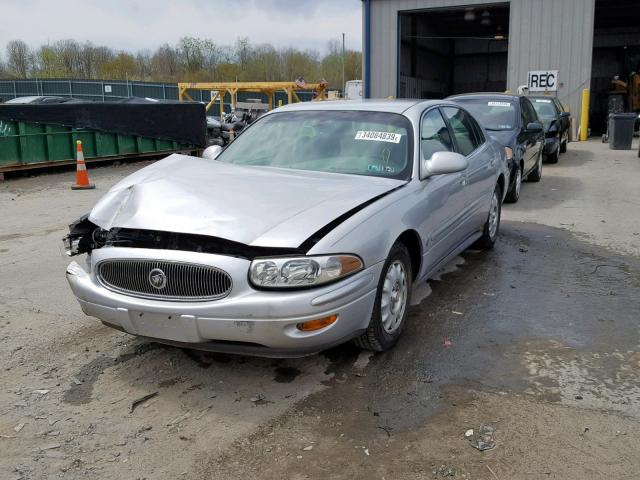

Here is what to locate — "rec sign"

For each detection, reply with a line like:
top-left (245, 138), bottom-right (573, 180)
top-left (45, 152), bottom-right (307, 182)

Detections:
top-left (527, 70), bottom-right (559, 92)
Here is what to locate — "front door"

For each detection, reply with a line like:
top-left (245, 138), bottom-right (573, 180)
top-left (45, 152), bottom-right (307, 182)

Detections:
top-left (416, 107), bottom-right (468, 275)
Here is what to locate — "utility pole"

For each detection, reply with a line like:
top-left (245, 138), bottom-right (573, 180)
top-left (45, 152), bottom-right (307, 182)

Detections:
top-left (342, 33), bottom-right (346, 97)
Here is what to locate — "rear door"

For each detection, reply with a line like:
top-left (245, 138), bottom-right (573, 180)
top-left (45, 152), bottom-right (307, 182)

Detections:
top-left (442, 106), bottom-right (494, 231)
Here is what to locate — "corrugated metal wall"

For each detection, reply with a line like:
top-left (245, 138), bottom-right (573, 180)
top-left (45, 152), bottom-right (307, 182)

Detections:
top-left (367, 0), bottom-right (596, 133)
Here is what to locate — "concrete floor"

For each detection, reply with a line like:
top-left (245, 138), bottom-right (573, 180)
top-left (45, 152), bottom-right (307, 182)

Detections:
top-left (0, 140), bottom-right (639, 479)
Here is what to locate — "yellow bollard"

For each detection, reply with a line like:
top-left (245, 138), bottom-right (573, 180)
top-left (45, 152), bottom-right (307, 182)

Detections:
top-left (580, 89), bottom-right (590, 141)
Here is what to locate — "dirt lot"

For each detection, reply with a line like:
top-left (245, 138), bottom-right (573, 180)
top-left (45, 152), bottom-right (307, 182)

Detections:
top-left (1, 140), bottom-right (639, 479)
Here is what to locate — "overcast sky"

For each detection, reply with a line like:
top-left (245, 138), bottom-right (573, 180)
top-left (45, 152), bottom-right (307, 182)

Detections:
top-left (0, 0), bottom-right (363, 53)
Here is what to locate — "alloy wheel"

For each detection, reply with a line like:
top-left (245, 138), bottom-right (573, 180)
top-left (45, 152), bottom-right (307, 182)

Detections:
top-left (380, 260), bottom-right (408, 334)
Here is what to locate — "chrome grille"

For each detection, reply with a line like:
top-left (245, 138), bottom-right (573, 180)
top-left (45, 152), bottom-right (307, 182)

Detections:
top-left (96, 259), bottom-right (232, 301)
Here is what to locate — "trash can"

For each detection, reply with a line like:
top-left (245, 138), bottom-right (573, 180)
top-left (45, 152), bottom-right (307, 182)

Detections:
top-left (608, 113), bottom-right (636, 150)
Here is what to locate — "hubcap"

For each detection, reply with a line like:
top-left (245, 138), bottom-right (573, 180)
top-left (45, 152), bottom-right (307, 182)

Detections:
top-left (515, 168), bottom-right (522, 197)
top-left (488, 191), bottom-right (499, 239)
top-left (381, 260), bottom-right (408, 334)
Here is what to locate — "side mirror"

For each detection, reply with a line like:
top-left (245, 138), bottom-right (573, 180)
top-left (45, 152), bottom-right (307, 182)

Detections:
top-left (526, 122), bottom-right (543, 133)
top-left (202, 144), bottom-right (223, 160)
top-left (560, 112), bottom-right (571, 119)
top-left (421, 151), bottom-right (468, 179)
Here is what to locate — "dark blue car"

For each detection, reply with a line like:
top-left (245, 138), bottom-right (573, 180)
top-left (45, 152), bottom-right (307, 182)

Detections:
top-left (447, 93), bottom-right (544, 203)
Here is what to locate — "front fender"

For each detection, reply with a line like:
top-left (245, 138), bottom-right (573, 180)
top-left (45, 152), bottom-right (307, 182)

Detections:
top-left (307, 183), bottom-right (421, 271)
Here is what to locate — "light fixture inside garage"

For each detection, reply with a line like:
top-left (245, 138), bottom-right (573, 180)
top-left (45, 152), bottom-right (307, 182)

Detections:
top-left (464, 8), bottom-right (476, 22)
top-left (481, 10), bottom-right (491, 26)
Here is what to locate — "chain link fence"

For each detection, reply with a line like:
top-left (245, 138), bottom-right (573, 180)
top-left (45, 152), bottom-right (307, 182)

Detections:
top-left (0, 79), bottom-right (314, 117)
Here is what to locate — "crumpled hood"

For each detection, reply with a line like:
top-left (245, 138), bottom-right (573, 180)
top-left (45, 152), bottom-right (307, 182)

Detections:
top-left (89, 154), bottom-right (405, 248)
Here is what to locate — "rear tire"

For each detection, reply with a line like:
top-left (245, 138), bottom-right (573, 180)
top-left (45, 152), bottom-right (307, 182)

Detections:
top-left (473, 185), bottom-right (502, 250)
top-left (354, 242), bottom-right (412, 352)
top-left (504, 165), bottom-right (522, 203)
top-left (527, 150), bottom-right (542, 182)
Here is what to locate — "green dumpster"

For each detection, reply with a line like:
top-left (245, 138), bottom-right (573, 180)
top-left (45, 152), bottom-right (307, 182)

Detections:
top-left (0, 119), bottom-right (197, 174)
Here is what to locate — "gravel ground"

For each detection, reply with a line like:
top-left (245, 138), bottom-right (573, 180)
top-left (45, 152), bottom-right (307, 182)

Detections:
top-left (1, 140), bottom-right (639, 479)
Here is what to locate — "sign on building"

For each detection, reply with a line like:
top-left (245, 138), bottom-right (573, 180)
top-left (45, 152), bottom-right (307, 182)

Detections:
top-left (527, 70), bottom-right (558, 92)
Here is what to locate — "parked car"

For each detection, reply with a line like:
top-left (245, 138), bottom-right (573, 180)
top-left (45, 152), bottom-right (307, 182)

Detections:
top-left (448, 93), bottom-right (544, 203)
top-left (529, 96), bottom-right (571, 163)
top-left (4, 95), bottom-right (76, 104)
top-left (64, 100), bottom-right (508, 357)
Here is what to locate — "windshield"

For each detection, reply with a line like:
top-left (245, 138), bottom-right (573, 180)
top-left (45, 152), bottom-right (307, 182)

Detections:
top-left (215, 110), bottom-right (413, 181)
top-left (453, 98), bottom-right (516, 131)
top-left (531, 99), bottom-right (557, 118)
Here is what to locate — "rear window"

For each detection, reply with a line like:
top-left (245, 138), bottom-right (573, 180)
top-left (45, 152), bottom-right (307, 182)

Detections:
top-left (452, 98), bottom-right (516, 131)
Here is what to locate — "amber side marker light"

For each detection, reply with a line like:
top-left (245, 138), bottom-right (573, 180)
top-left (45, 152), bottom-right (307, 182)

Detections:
top-left (297, 315), bottom-right (338, 332)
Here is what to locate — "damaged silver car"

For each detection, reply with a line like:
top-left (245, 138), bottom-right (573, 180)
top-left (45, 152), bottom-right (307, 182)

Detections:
top-left (64, 100), bottom-right (508, 357)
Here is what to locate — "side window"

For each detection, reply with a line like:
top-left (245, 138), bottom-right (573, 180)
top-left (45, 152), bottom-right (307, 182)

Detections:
top-left (442, 107), bottom-right (480, 156)
top-left (553, 98), bottom-right (564, 113)
top-left (521, 99), bottom-right (538, 124)
top-left (420, 108), bottom-right (454, 160)
top-left (468, 114), bottom-right (485, 145)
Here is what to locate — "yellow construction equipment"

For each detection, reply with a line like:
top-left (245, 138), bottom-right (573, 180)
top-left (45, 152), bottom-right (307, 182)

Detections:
top-left (177, 81), bottom-right (328, 119)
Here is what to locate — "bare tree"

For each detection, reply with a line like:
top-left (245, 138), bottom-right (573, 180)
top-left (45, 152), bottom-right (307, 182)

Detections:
top-left (6, 40), bottom-right (31, 78)
top-left (1, 37), bottom-right (362, 89)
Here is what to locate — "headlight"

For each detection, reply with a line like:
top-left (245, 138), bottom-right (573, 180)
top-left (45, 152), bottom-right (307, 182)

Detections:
top-left (249, 255), bottom-right (363, 289)
top-left (504, 147), bottom-right (513, 160)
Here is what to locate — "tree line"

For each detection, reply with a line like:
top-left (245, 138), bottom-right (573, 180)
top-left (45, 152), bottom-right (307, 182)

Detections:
top-left (0, 37), bottom-right (362, 89)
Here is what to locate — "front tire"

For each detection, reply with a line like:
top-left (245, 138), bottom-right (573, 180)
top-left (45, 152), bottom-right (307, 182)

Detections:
top-left (354, 242), bottom-right (412, 352)
top-left (560, 131), bottom-right (568, 153)
top-left (474, 185), bottom-right (502, 250)
top-left (504, 165), bottom-right (522, 203)
top-left (546, 141), bottom-right (560, 164)
top-left (527, 150), bottom-right (542, 182)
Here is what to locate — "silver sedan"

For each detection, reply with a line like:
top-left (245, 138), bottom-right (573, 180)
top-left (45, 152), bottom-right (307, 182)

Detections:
top-left (64, 100), bottom-right (509, 357)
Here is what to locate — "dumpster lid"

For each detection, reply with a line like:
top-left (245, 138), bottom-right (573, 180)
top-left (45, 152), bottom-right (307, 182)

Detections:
top-left (609, 112), bottom-right (639, 119)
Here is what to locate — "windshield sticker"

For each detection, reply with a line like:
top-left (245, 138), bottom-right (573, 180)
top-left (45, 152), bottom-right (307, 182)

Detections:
top-left (534, 99), bottom-right (552, 103)
top-left (368, 164), bottom-right (395, 173)
top-left (355, 131), bottom-right (402, 143)
top-left (488, 101), bottom-right (511, 107)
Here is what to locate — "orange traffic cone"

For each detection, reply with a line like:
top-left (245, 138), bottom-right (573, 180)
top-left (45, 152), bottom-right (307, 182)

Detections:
top-left (71, 140), bottom-right (95, 190)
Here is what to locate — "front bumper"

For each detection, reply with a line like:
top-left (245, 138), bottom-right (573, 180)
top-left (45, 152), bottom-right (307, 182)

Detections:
top-left (66, 247), bottom-right (380, 357)
top-left (543, 136), bottom-right (559, 154)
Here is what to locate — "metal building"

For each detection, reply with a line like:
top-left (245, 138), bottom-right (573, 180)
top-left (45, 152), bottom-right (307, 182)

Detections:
top-left (362, 0), bottom-right (640, 136)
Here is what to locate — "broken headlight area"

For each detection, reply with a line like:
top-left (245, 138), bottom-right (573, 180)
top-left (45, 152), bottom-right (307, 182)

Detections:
top-left (64, 222), bottom-right (307, 260)
top-left (63, 214), bottom-right (107, 256)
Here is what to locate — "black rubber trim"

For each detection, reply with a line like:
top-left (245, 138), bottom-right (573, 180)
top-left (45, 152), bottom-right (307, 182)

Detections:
top-left (298, 183), bottom-right (408, 252)
top-left (104, 228), bottom-right (303, 260)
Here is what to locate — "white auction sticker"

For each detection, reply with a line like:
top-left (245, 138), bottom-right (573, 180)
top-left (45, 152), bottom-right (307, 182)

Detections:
top-left (534, 99), bottom-right (552, 103)
top-left (355, 131), bottom-right (402, 143)
top-left (488, 101), bottom-right (511, 107)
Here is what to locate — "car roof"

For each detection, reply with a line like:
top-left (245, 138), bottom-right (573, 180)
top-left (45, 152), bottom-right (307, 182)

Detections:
top-left (5, 95), bottom-right (67, 104)
top-left (275, 99), bottom-right (432, 114)
top-left (448, 92), bottom-right (523, 101)
top-left (5, 96), bottom-right (41, 104)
